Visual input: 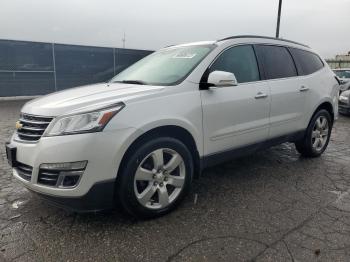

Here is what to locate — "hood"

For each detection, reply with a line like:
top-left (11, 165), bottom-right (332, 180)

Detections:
top-left (21, 82), bottom-right (165, 116)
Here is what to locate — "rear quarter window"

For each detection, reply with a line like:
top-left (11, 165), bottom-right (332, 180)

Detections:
top-left (289, 48), bottom-right (324, 75)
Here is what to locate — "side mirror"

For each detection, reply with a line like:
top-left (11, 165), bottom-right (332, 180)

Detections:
top-left (207, 71), bottom-right (238, 88)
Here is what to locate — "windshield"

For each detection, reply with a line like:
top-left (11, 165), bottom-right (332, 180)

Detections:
top-left (110, 44), bottom-right (215, 86)
top-left (334, 70), bottom-right (350, 79)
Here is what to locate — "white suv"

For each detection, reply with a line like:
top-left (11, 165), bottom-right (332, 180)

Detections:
top-left (6, 36), bottom-right (339, 218)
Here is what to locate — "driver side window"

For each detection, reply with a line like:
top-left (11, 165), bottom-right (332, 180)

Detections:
top-left (209, 45), bottom-right (260, 83)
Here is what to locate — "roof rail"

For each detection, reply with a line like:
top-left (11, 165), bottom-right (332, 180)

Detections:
top-left (217, 35), bottom-right (309, 48)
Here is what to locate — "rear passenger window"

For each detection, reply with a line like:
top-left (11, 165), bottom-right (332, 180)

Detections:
top-left (209, 45), bottom-right (260, 83)
top-left (289, 48), bottom-right (324, 75)
top-left (255, 45), bottom-right (297, 80)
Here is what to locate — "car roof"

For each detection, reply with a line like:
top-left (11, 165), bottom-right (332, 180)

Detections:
top-left (169, 35), bottom-right (309, 49)
top-left (163, 41), bottom-right (216, 49)
top-left (165, 35), bottom-right (311, 52)
top-left (216, 35), bottom-right (309, 48)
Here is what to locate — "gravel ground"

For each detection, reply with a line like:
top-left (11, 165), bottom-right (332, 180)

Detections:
top-left (0, 100), bottom-right (350, 262)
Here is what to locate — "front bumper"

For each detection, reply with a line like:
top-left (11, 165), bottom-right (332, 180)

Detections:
top-left (29, 179), bottom-right (116, 212)
top-left (8, 127), bottom-right (138, 210)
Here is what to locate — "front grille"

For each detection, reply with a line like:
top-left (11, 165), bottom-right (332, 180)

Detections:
top-left (16, 162), bottom-right (33, 181)
top-left (16, 114), bottom-right (53, 142)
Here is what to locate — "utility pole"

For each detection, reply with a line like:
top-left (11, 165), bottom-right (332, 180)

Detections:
top-left (122, 32), bottom-right (126, 48)
top-left (276, 0), bottom-right (282, 38)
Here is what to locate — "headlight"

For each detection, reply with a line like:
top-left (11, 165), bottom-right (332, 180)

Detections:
top-left (43, 103), bottom-right (125, 136)
top-left (339, 90), bottom-right (350, 104)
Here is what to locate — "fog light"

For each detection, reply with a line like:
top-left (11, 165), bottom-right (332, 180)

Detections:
top-left (62, 174), bottom-right (81, 187)
top-left (40, 161), bottom-right (87, 170)
top-left (38, 161), bottom-right (87, 188)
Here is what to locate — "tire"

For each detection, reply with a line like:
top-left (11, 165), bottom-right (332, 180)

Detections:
top-left (295, 109), bottom-right (332, 157)
top-left (117, 137), bottom-right (194, 219)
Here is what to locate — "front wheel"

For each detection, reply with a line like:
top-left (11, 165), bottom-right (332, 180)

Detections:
top-left (295, 109), bottom-right (332, 157)
top-left (117, 137), bottom-right (194, 219)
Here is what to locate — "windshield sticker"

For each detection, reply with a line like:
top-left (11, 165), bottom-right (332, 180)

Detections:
top-left (172, 51), bottom-right (197, 59)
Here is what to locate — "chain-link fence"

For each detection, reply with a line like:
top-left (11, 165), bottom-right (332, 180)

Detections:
top-left (0, 39), bottom-right (153, 97)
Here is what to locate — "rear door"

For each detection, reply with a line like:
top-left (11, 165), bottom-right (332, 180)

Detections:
top-left (255, 45), bottom-right (305, 138)
top-left (289, 47), bottom-right (328, 124)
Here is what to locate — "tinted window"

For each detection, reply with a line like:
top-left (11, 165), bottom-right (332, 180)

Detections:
top-left (209, 45), bottom-right (260, 83)
top-left (290, 48), bottom-right (324, 75)
top-left (256, 45), bottom-right (297, 80)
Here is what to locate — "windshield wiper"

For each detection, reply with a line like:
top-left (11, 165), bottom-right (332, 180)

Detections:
top-left (114, 80), bottom-right (147, 85)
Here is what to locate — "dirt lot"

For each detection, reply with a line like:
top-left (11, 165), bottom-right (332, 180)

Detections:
top-left (1, 100), bottom-right (350, 262)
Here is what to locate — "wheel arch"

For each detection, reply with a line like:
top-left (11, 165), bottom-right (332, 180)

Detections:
top-left (117, 125), bottom-right (201, 181)
top-left (310, 100), bottom-right (334, 124)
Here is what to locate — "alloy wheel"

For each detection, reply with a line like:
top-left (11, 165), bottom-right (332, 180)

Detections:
top-left (311, 116), bottom-right (329, 152)
top-left (134, 148), bottom-right (186, 209)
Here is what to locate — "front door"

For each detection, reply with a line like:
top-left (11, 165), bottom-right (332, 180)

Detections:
top-left (201, 45), bottom-right (270, 156)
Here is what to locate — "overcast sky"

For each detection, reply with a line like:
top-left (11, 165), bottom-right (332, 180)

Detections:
top-left (0, 0), bottom-right (349, 58)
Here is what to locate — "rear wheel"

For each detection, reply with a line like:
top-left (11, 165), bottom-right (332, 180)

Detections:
top-left (117, 137), bottom-right (193, 219)
top-left (295, 109), bottom-right (332, 157)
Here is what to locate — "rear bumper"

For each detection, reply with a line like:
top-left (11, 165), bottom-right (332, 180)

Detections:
top-left (28, 179), bottom-right (116, 212)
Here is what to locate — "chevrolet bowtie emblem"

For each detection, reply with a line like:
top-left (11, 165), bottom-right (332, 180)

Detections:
top-left (15, 121), bottom-right (23, 130)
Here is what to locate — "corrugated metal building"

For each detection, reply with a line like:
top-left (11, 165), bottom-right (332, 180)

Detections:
top-left (0, 39), bottom-right (153, 97)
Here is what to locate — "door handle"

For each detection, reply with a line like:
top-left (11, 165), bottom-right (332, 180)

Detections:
top-left (255, 92), bottom-right (268, 99)
top-left (299, 86), bottom-right (309, 92)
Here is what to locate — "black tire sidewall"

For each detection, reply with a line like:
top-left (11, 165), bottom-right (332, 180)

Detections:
top-left (305, 109), bottom-right (332, 156)
top-left (117, 137), bottom-right (194, 219)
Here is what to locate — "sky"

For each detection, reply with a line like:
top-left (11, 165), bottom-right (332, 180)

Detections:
top-left (0, 0), bottom-right (349, 58)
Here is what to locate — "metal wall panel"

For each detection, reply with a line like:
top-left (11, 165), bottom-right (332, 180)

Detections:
top-left (0, 39), bottom-right (153, 97)
top-left (54, 44), bottom-right (114, 90)
top-left (0, 40), bottom-right (53, 71)
top-left (0, 72), bottom-right (55, 96)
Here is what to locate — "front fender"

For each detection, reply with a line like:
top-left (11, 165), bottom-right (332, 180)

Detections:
top-left (136, 118), bottom-right (203, 155)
